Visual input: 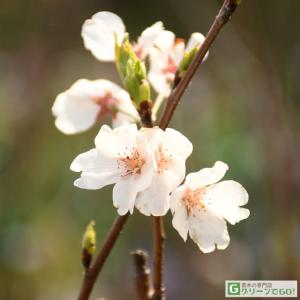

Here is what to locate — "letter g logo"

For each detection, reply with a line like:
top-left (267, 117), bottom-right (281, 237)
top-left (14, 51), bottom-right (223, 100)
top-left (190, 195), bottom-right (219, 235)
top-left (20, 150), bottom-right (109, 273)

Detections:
top-left (227, 282), bottom-right (240, 295)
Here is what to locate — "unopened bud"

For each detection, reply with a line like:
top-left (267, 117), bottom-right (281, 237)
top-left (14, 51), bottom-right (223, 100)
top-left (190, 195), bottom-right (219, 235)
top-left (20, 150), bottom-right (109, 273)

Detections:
top-left (178, 46), bottom-right (198, 79)
top-left (138, 80), bottom-right (151, 102)
top-left (115, 35), bottom-right (151, 106)
top-left (81, 220), bottom-right (96, 271)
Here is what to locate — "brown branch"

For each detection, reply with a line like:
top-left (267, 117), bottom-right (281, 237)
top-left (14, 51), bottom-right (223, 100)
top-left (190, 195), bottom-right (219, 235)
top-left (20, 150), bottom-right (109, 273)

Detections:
top-left (159, 0), bottom-right (241, 130)
top-left (151, 217), bottom-right (166, 300)
top-left (132, 249), bottom-right (152, 300)
top-left (78, 214), bottom-right (129, 300)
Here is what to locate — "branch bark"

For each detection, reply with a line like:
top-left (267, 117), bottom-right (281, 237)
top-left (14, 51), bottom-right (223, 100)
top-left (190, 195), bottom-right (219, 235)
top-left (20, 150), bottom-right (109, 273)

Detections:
top-left (159, 0), bottom-right (241, 130)
top-left (132, 249), bottom-right (152, 300)
top-left (78, 214), bottom-right (129, 300)
top-left (151, 217), bottom-right (166, 300)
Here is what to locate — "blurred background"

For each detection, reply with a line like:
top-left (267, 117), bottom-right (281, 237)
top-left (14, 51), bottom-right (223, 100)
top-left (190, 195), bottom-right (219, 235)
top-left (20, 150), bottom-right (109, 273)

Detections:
top-left (0, 0), bottom-right (299, 299)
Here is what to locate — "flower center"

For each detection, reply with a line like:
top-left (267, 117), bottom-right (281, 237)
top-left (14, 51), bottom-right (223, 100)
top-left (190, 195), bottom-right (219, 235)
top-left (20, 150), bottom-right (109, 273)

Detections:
top-left (162, 57), bottom-right (177, 80)
top-left (90, 92), bottom-right (118, 120)
top-left (162, 39), bottom-right (184, 81)
top-left (156, 144), bottom-right (172, 174)
top-left (117, 147), bottom-right (145, 177)
top-left (182, 187), bottom-right (208, 214)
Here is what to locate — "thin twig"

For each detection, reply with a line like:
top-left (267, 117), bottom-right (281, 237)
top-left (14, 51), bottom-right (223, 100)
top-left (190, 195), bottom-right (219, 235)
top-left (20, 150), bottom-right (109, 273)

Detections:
top-left (159, 0), bottom-right (241, 130)
top-left (76, 1), bottom-right (241, 299)
top-left (78, 214), bottom-right (129, 300)
top-left (132, 249), bottom-right (152, 300)
top-left (151, 217), bottom-right (166, 300)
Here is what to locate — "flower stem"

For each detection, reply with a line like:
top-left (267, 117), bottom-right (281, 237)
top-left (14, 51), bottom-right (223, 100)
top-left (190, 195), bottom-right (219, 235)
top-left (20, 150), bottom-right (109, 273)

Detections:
top-left (151, 217), bottom-right (166, 300)
top-left (159, 0), bottom-right (241, 130)
top-left (77, 214), bottom-right (129, 300)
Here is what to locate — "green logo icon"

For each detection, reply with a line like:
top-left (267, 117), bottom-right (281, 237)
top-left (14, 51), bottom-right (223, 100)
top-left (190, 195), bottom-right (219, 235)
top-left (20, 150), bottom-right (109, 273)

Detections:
top-left (227, 282), bottom-right (241, 296)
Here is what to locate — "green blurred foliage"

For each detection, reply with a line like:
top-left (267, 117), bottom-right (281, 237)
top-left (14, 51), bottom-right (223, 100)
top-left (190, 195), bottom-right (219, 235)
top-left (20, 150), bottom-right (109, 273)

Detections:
top-left (0, 0), bottom-right (299, 299)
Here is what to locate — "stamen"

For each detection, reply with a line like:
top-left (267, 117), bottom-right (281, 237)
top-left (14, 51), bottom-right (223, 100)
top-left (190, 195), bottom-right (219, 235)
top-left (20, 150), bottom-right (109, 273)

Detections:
top-left (182, 187), bottom-right (208, 214)
top-left (117, 147), bottom-right (145, 177)
top-left (156, 144), bottom-right (172, 174)
top-left (90, 92), bottom-right (118, 120)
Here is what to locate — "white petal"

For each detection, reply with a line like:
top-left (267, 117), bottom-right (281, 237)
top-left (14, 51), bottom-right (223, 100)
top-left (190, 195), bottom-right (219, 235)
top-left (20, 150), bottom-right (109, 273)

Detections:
top-left (70, 148), bottom-right (99, 172)
top-left (171, 186), bottom-right (189, 241)
top-left (164, 128), bottom-right (193, 159)
top-left (170, 41), bottom-right (185, 66)
top-left (188, 210), bottom-right (230, 253)
top-left (148, 70), bottom-right (171, 96)
top-left (136, 21), bottom-right (164, 59)
top-left (185, 161), bottom-right (228, 189)
top-left (135, 173), bottom-right (171, 216)
top-left (82, 11), bottom-right (125, 61)
top-left (206, 180), bottom-right (250, 225)
top-left (52, 79), bottom-right (100, 134)
top-left (154, 30), bottom-right (175, 51)
top-left (94, 123), bottom-right (138, 156)
top-left (103, 126), bottom-right (156, 215)
top-left (113, 149), bottom-right (156, 215)
top-left (70, 147), bottom-right (120, 190)
top-left (74, 171), bottom-right (119, 190)
top-left (112, 89), bottom-right (140, 127)
top-left (142, 127), bottom-right (191, 190)
top-left (148, 49), bottom-right (172, 96)
top-left (113, 179), bottom-right (139, 215)
top-left (166, 157), bottom-right (187, 189)
top-left (52, 79), bottom-right (127, 134)
top-left (185, 32), bottom-right (205, 52)
top-left (71, 123), bottom-right (143, 193)
top-left (169, 185), bottom-right (186, 213)
top-left (141, 126), bottom-right (164, 150)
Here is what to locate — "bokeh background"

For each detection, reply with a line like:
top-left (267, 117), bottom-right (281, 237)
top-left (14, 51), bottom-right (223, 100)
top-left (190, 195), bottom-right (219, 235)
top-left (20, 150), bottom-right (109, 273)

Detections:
top-left (1, 0), bottom-right (299, 299)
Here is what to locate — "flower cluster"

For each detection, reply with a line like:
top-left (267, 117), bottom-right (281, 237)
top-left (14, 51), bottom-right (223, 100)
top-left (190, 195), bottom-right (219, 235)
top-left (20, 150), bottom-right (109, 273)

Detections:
top-left (52, 11), bottom-right (206, 134)
top-left (53, 11), bottom-right (250, 253)
top-left (71, 124), bottom-right (192, 216)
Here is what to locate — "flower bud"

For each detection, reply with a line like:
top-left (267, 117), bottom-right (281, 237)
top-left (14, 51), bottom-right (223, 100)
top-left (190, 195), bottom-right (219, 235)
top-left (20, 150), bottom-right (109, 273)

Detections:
top-left (138, 80), bottom-right (151, 102)
top-left (177, 46), bottom-right (198, 79)
top-left (81, 220), bottom-right (96, 271)
top-left (115, 35), bottom-right (151, 106)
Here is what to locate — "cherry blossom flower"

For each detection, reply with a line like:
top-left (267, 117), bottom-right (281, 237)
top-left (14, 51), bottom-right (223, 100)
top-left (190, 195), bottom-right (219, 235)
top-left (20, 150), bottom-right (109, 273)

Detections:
top-left (149, 31), bottom-right (206, 96)
top-left (82, 11), bottom-right (164, 62)
top-left (135, 127), bottom-right (193, 216)
top-left (52, 79), bottom-right (139, 135)
top-left (170, 161), bottom-right (250, 253)
top-left (70, 124), bottom-right (156, 215)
